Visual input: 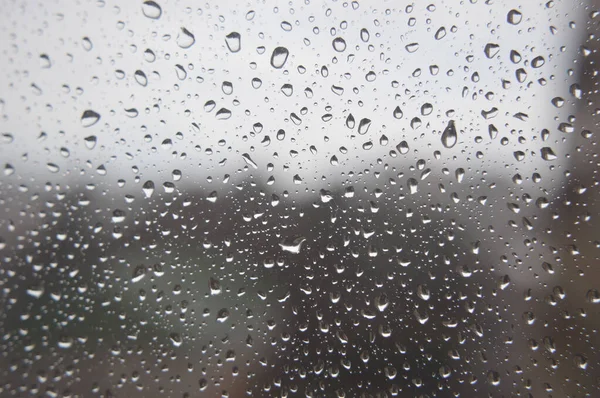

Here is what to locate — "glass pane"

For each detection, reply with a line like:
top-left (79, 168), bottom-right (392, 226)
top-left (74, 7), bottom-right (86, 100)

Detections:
top-left (1, 1), bottom-right (599, 396)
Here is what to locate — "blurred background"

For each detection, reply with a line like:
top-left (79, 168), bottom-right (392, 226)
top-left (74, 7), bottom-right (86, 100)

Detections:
top-left (1, 0), bottom-right (599, 396)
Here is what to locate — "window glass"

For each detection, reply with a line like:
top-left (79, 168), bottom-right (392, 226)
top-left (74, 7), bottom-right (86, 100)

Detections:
top-left (1, 1), bottom-right (599, 396)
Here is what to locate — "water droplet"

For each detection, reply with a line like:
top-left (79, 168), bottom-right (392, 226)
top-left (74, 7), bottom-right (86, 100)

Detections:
top-left (407, 178), bottom-right (418, 194)
top-left (396, 141), bottom-right (409, 154)
top-left (551, 97), bottom-right (564, 107)
top-left (142, 1), bottom-right (162, 19)
top-left (421, 103), bottom-right (433, 116)
top-left (393, 106), bottom-right (403, 119)
top-left (134, 70), bottom-right (148, 87)
top-left (281, 84), bottom-right (293, 96)
top-left (177, 27), bottom-right (195, 49)
top-left (405, 43), bottom-right (419, 53)
top-left (279, 237), bottom-right (306, 254)
top-left (365, 71), bottom-right (376, 82)
top-left (541, 147), bottom-right (557, 160)
top-left (209, 277), bottom-right (221, 295)
top-left (332, 37), bottom-right (347, 52)
top-left (82, 37), bottom-right (93, 51)
top-left (222, 81), bottom-right (233, 95)
top-left (217, 308), bottom-right (230, 322)
top-left (84, 135), bottom-right (97, 149)
top-left (510, 50), bottom-right (522, 63)
top-left (81, 110), bottom-right (100, 127)
top-left (484, 43), bottom-right (500, 58)
top-left (242, 153), bottom-right (258, 169)
top-left (531, 56), bottom-right (545, 68)
top-left (507, 9), bottom-right (523, 25)
top-left (346, 114), bottom-right (355, 129)
top-left (435, 27), bottom-right (446, 40)
top-left (357, 118), bottom-right (371, 135)
top-left (216, 108), bottom-right (232, 119)
top-left (441, 120), bottom-right (457, 148)
top-left (225, 32), bottom-right (241, 53)
top-left (142, 180), bottom-right (155, 198)
top-left (360, 28), bottom-right (370, 42)
top-left (270, 47), bottom-right (289, 69)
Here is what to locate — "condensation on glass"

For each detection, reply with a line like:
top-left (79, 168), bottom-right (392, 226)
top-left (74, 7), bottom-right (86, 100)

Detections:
top-left (0, 0), bottom-right (599, 397)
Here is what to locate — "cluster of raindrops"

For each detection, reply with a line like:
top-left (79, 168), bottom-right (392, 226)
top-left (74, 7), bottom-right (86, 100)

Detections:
top-left (0, 1), bottom-right (598, 397)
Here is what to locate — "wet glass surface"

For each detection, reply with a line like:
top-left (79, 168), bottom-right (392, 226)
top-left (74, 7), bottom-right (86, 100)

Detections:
top-left (1, 1), bottom-right (600, 396)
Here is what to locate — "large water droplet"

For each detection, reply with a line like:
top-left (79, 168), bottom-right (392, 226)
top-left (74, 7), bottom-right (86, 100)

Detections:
top-left (441, 120), bottom-right (457, 148)
top-left (177, 27), bottom-right (195, 49)
top-left (507, 9), bottom-right (523, 25)
top-left (142, 1), bottom-right (162, 19)
top-left (270, 47), bottom-right (289, 69)
top-left (405, 43), bottom-right (420, 53)
top-left (358, 118), bottom-right (371, 135)
top-left (279, 237), bottom-right (306, 254)
top-left (81, 110), bottom-right (100, 127)
top-left (332, 37), bottom-right (347, 52)
top-left (134, 70), bottom-right (148, 87)
top-left (225, 32), bottom-right (241, 53)
top-left (484, 43), bottom-right (500, 58)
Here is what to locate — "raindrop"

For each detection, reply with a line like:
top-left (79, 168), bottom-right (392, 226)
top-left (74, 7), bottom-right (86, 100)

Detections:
top-left (82, 37), bottom-right (93, 51)
top-left (84, 135), bottom-right (97, 149)
top-left (435, 27), bottom-right (446, 40)
top-left (360, 28), bottom-right (370, 42)
top-left (407, 178), bottom-right (418, 194)
top-left (216, 108), bottom-right (232, 119)
top-left (393, 106), bottom-right (403, 119)
top-left (142, 180), bottom-right (155, 198)
top-left (507, 9), bottom-right (523, 25)
top-left (531, 56), bottom-right (545, 68)
top-left (541, 147), bottom-right (557, 160)
top-left (441, 120), bottom-right (457, 148)
top-left (405, 43), bottom-right (419, 53)
top-left (242, 153), bottom-right (258, 169)
top-left (484, 43), bottom-right (500, 58)
top-left (177, 27), bottom-right (195, 49)
top-left (281, 84), bottom-right (293, 96)
top-left (346, 114), bottom-right (355, 129)
top-left (357, 118), bottom-right (371, 135)
top-left (134, 70), bottom-right (148, 86)
top-left (332, 37), bottom-right (347, 52)
top-left (81, 110), bottom-right (100, 127)
top-left (279, 237), bottom-right (306, 254)
top-left (142, 1), bottom-right (162, 19)
top-left (396, 141), bottom-right (409, 154)
top-left (270, 47), bottom-right (289, 69)
top-left (225, 32), bottom-right (241, 53)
